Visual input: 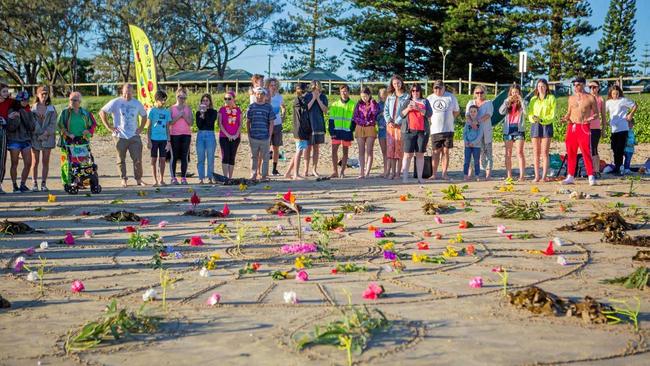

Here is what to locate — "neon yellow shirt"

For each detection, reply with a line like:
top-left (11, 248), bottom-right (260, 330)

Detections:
top-left (527, 94), bottom-right (556, 125)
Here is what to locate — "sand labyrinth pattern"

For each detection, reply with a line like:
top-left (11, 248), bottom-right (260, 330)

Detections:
top-left (1, 179), bottom-right (649, 365)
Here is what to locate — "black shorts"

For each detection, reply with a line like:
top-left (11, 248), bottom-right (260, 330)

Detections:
top-left (591, 129), bottom-right (601, 156)
top-left (150, 140), bottom-right (167, 158)
top-left (431, 132), bottom-right (453, 149)
top-left (530, 123), bottom-right (553, 138)
top-left (271, 124), bottom-right (283, 146)
top-left (311, 132), bottom-right (325, 145)
top-left (403, 130), bottom-right (428, 153)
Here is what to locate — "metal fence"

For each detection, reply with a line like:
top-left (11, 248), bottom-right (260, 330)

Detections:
top-left (7, 76), bottom-right (649, 98)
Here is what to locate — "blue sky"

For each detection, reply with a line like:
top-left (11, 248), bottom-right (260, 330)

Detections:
top-left (80, 0), bottom-right (649, 80)
top-left (237, 0), bottom-right (650, 79)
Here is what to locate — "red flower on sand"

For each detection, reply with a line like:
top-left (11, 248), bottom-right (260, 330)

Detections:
top-left (125, 226), bottom-right (137, 233)
top-left (222, 203), bottom-right (230, 217)
top-left (423, 231), bottom-right (432, 238)
top-left (331, 268), bottom-right (338, 275)
top-left (251, 262), bottom-right (261, 271)
top-left (542, 241), bottom-right (555, 256)
top-left (305, 217), bottom-right (312, 223)
top-left (417, 241), bottom-right (429, 250)
top-left (458, 220), bottom-right (473, 229)
top-left (191, 192), bottom-right (200, 209)
top-left (190, 236), bottom-right (204, 246)
top-left (71, 280), bottom-right (85, 293)
top-left (506, 234), bottom-right (513, 240)
top-left (382, 214), bottom-right (396, 224)
top-left (466, 244), bottom-right (476, 255)
top-left (140, 218), bottom-right (150, 227)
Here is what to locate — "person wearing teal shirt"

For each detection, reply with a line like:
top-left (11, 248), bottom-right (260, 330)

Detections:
top-left (147, 91), bottom-right (171, 186)
top-left (527, 78), bottom-right (556, 182)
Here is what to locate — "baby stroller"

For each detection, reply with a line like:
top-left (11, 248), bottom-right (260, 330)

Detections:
top-left (60, 138), bottom-right (101, 195)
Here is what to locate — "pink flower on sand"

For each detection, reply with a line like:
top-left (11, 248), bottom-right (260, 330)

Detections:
top-left (24, 247), bottom-right (35, 256)
top-left (83, 230), bottom-right (93, 239)
top-left (491, 266), bottom-right (504, 273)
top-left (158, 220), bottom-right (169, 228)
top-left (13, 256), bottom-right (25, 272)
top-left (333, 227), bottom-right (345, 233)
top-left (557, 256), bottom-right (568, 266)
top-left (64, 232), bottom-right (75, 246)
top-left (469, 277), bottom-right (483, 288)
top-left (71, 280), bottom-right (85, 293)
top-left (496, 225), bottom-right (506, 234)
top-left (222, 204), bottom-right (230, 217)
top-left (296, 270), bottom-right (309, 282)
top-left (280, 243), bottom-right (317, 254)
top-left (362, 282), bottom-right (385, 300)
top-left (434, 216), bottom-right (443, 224)
top-left (140, 218), bottom-right (150, 227)
top-left (190, 236), bottom-right (204, 246)
top-left (206, 292), bottom-right (221, 306)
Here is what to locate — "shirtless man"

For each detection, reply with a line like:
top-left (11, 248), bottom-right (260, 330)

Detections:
top-left (561, 77), bottom-right (598, 186)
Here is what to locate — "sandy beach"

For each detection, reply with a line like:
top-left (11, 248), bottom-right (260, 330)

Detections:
top-left (1, 133), bottom-right (649, 366)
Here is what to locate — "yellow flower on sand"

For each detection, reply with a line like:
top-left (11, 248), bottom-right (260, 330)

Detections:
top-left (530, 186), bottom-right (540, 194)
top-left (382, 241), bottom-right (395, 251)
top-left (295, 256), bottom-right (305, 269)
top-left (47, 193), bottom-right (56, 203)
top-left (443, 246), bottom-right (459, 258)
top-left (412, 253), bottom-right (428, 263)
top-left (239, 183), bottom-right (248, 192)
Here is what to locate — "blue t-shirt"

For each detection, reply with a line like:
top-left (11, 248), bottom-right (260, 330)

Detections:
top-left (148, 107), bottom-right (171, 141)
top-left (247, 102), bottom-right (274, 140)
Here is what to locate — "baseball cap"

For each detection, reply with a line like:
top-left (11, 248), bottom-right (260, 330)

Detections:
top-left (253, 87), bottom-right (267, 94)
top-left (572, 76), bottom-right (586, 84)
top-left (15, 90), bottom-right (30, 101)
top-left (433, 80), bottom-right (445, 89)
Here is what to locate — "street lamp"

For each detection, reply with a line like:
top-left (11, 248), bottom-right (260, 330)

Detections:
top-left (438, 46), bottom-right (451, 82)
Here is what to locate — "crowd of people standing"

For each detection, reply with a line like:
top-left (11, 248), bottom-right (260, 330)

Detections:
top-left (0, 74), bottom-right (641, 194)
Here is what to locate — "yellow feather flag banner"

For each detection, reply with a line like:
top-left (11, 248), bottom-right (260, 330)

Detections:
top-left (128, 24), bottom-right (157, 108)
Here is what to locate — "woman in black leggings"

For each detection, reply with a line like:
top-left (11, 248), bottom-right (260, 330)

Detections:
top-left (169, 87), bottom-right (193, 184)
top-left (218, 91), bottom-right (242, 179)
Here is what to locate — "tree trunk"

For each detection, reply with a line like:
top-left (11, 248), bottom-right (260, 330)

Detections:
top-left (310, 1), bottom-right (318, 69)
top-left (549, 5), bottom-right (563, 81)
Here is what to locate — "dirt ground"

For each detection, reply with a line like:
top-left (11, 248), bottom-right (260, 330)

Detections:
top-left (1, 134), bottom-right (649, 366)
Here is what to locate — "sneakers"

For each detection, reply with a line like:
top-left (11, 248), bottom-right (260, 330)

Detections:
top-left (181, 178), bottom-right (188, 185)
top-left (171, 178), bottom-right (179, 185)
top-left (40, 183), bottom-right (48, 192)
top-left (624, 169), bottom-right (632, 175)
top-left (32, 182), bottom-right (38, 191)
top-left (561, 175), bottom-right (575, 185)
top-left (272, 170), bottom-right (281, 176)
top-left (13, 183), bottom-right (20, 193)
top-left (19, 183), bottom-right (30, 193)
top-left (588, 175), bottom-right (597, 186)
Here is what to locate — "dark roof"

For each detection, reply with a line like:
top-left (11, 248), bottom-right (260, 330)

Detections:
top-left (166, 69), bottom-right (253, 81)
top-left (292, 67), bottom-right (346, 82)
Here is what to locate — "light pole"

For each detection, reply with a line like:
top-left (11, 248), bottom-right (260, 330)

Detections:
top-left (439, 46), bottom-right (451, 82)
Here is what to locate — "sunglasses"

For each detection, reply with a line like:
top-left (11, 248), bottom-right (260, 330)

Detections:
top-left (224, 97), bottom-right (232, 101)
top-left (573, 83), bottom-right (583, 87)
top-left (475, 91), bottom-right (484, 95)
top-left (589, 85), bottom-right (599, 88)
top-left (411, 89), bottom-right (420, 92)
top-left (70, 99), bottom-right (80, 102)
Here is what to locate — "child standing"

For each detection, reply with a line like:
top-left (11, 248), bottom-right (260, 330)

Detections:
top-left (285, 83), bottom-right (310, 180)
top-left (147, 91), bottom-right (171, 186)
top-left (328, 84), bottom-right (355, 178)
top-left (376, 88), bottom-right (388, 177)
top-left (623, 119), bottom-right (636, 174)
top-left (353, 87), bottom-right (378, 179)
top-left (463, 105), bottom-right (483, 181)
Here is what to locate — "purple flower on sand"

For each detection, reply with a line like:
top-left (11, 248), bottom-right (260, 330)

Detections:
top-left (383, 251), bottom-right (397, 261)
top-left (174, 251), bottom-right (183, 259)
top-left (13, 256), bottom-right (25, 272)
top-left (374, 229), bottom-right (385, 238)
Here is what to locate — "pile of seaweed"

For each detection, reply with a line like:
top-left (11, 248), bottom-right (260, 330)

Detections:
top-left (422, 200), bottom-right (454, 216)
top-left (266, 201), bottom-right (302, 215)
top-left (558, 211), bottom-right (649, 246)
top-left (0, 294), bottom-right (10, 308)
top-left (223, 178), bottom-right (258, 186)
top-left (633, 250), bottom-right (650, 262)
top-left (0, 220), bottom-right (38, 235)
top-left (341, 201), bottom-right (376, 214)
top-left (103, 211), bottom-right (141, 222)
top-left (183, 208), bottom-right (225, 217)
top-left (508, 287), bottom-right (611, 324)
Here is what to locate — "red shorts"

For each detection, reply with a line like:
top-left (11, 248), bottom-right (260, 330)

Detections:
top-left (332, 139), bottom-right (352, 147)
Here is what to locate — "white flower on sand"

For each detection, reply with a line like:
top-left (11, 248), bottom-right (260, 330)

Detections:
top-left (142, 288), bottom-right (157, 302)
top-left (283, 291), bottom-right (298, 304)
top-left (199, 267), bottom-right (211, 278)
top-left (382, 264), bottom-right (394, 273)
top-left (553, 237), bottom-right (564, 247)
top-left (251, 215), bottom-right (258, 221)
top-left (15, 256), bottom-right (26, 265)
top-left (496, 225), bottom-right (506, 234)
top-left (346, 213), bottom-right (354, 219)
top-left (557, 256), bottom-right (568, 266)
top-left (40, 241), bottom-right (48, 249)
top-left (27, 271), bottom-right (38, 282)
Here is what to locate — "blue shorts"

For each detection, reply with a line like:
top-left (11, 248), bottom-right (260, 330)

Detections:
top-left (378, 125), bottom-right (387, 139)
top-left (530, 123), bottom-right (553, 138)
top-left (7, 141), bottom-right (31, 151)
top-left (503, 132), bottom-right (525, 141)
top-left (295, 140), bottom-right (309, 151)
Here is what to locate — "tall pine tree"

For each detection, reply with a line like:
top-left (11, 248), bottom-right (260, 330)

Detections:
top-left (519, 0), bottom-right (596, 80)
top-left (597, 0), bottom-right (637, 77)
top-left (271, 1), bottom-right (344, 77)
top-left (639, 43), bottom-right (650, 76)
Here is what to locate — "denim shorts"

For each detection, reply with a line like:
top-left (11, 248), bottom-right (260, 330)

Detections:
top-left (530, 123), bottom-right (553, 138)
top-left (295, 140), bottom-right (308, 151)
top-left (503, 132), bottom-right (525, 141)
top-left (7, 140), bottom-right (31, 151)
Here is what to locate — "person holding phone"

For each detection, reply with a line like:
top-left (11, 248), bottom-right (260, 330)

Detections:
top-left (196, 93), bottom-right (217, 184)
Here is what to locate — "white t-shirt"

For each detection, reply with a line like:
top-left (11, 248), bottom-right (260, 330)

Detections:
top-left (101, 97), bottom-right (146, 139)
top-left (427, 91), bottom-right (460, 134)
top-left (270, 93), bottom-right (284, 126)
top-left (606, 98), bottom-right (635, 133)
